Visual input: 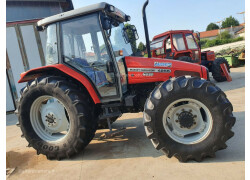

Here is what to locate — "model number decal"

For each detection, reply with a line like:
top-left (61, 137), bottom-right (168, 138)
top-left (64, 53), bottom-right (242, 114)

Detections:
top-left (128, 68), bottom-right (171, 73)
top-left (143, 73), bottom-right (154, 76)
top-left (154, 62), bottom-right (172, 67)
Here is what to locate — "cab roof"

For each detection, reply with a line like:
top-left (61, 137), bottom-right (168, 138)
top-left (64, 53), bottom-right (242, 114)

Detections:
top-left (152, 30), bottom-right (194, 40)
top-left (37, 2), bottom-right (125, 27)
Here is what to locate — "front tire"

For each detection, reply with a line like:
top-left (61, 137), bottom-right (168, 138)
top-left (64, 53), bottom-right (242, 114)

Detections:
top-left (143, 76), bottom-right (235, 162)
top-left (17, 76), bottom-right (97, 160)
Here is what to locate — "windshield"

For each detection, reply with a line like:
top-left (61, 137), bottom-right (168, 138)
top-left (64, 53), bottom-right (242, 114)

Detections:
top-left (150, 36), bottom-right (166, 50)
top-left (109, 23), bottom-right (133, 58)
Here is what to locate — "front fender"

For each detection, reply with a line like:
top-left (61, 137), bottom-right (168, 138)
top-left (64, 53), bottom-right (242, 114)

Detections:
top-left (18, 64), bottom-right (101, 104)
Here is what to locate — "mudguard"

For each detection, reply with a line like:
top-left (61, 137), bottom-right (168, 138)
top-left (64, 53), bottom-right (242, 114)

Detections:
top-left (18, 64), bottom-right (101, 104)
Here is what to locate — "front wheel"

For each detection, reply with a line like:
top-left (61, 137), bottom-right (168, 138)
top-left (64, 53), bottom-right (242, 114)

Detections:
top-left (143, 76), bottom-right (235, 162)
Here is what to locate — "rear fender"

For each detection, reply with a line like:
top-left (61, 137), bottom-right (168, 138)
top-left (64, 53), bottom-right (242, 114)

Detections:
top-left (18, 64), bottom-right (101, 104)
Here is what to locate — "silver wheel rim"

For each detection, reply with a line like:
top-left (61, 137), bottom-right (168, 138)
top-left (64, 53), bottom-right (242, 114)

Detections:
top-left (162, 98), bottom-right (213, 144)
top-left (30, 95), bottom-right (70, 142)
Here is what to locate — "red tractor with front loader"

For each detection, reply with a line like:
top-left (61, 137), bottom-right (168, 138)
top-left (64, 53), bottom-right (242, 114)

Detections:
top-left (16, 0), bottom-right (235, 162)
top-left (150, 30), bottom-right (231, 82)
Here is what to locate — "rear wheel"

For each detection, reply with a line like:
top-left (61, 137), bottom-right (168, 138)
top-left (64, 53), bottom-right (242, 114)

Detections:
top-left (212, 58), bottom-right (230, 82)
top-left (144, 76), bottom-right (235, 162)
top-left (17, 76), bottom-right (97, 160)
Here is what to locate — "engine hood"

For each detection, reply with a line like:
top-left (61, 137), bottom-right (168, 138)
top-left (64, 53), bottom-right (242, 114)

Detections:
top-left (124, 56), bottom-right (207, 84)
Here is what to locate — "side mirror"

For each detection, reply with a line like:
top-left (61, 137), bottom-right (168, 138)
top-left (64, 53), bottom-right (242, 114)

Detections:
top-left (130, 25), bottom-right (139, 40)
top-left (106, 60), bottom-right (114, 73)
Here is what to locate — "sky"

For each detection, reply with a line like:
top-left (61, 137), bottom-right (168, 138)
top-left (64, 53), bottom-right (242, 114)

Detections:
top-left (72, 0), bottom-right (245, 45)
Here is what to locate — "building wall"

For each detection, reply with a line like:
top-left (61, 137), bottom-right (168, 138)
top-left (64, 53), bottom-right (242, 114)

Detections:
top-left (6, 1), bottom-right (73, 112)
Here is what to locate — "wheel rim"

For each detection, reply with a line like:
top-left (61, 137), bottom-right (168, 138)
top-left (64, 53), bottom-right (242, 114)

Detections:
top-left (30, 96), bottom-right (70, 142)
top-left (162, 98), bottom-right (213, 144)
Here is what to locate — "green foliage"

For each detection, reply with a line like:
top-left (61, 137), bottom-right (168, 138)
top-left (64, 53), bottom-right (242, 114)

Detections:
top-left (201, 36), bottom-right (244, 49)
top-left (222, 16), bottom-right (240, 28)
top-left (124, 23), bottom-right (137, 54)
top-left (220, 31), bottom-right (231, 39)
top-left (137, 42), bottom-right (146, 52)
top-left (206, 23), bottom-right (219, 31)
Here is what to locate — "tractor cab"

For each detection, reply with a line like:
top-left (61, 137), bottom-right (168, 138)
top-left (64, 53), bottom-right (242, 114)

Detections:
top-left (150, 30), bottom-right (201, 63)
top-left (36, 3), bottom-right (138, 102)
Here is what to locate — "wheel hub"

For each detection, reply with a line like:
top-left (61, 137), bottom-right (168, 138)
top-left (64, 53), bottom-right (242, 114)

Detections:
top-left (45, 113), bottom-right (57, 126)
top-left (178, 111), bottom-right (195, 129)
top-left (40, 98), bottom-right (69, 134)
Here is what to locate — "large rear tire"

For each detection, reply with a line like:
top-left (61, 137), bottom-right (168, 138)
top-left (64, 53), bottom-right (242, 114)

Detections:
top-left (143, 76), bottom-right (235, 162)
top-left (17, 76), bottom-right (97, 160)
top-left (212, 57), bottom-right (230, 82)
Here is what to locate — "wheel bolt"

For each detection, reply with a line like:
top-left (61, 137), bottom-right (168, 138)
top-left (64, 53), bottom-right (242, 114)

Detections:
top-left (182, 109), bottom-right (185, 112)
top-left (175, 120), bottom-right (179, 123)
top-left (180, 126), bottom-right (183, 128)
top-left (176, 113), bottom-right (179, 116)
top-left (194, 115), bottom-right (197, 118)
top-left (189, 109), bottom-right (192, 112)
top-left (194, 122), bottom-right (196, 125)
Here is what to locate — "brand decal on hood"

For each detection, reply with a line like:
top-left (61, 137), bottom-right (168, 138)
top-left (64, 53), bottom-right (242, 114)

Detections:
top-left (154, 62), bottom-right (172, 67)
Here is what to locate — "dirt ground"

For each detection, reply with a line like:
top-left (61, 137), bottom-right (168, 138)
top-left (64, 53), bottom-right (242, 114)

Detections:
top-left (6, 66), bottom-right (245, 180)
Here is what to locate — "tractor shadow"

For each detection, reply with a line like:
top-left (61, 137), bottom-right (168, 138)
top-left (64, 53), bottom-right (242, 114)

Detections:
top-left (70, 117), bottom-right (164, 161)
top-left (69, 111), bottom-right (245, 163)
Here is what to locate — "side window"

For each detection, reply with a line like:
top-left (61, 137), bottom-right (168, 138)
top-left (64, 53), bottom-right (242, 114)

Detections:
top-left (45, 24), bottom-right (58, 65)
top-left (172, 34), bottom-right (186, 51)
top-left (165, 37), bottom-right (171, 52)
top-left (82, 33), bottom-right (96, 62)
top-left (97, 31), bottom-right (108, 58)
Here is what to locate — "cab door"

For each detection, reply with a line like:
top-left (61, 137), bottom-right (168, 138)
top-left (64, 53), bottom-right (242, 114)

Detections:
top-left (60, 14), bottom-right (119, 100)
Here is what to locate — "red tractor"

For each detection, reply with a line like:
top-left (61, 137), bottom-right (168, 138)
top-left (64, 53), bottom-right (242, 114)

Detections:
top-left (16, 1), bottom-right (235, 162)
top-left (150, 30), bottom-right (231, 82)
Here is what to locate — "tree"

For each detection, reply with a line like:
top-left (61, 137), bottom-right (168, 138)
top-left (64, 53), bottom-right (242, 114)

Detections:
top-left (138, 42), bottom-right (146, 52)
top-left (222, 16), bottom-right (240, 28)
top-left (124, 23), bottom-right (137, 54)
top-left (206, 23), bottom-right (219, 31)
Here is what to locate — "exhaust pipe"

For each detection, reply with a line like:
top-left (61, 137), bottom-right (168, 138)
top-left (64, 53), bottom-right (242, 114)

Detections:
top-left (142, 0), bottom-right (151, 58)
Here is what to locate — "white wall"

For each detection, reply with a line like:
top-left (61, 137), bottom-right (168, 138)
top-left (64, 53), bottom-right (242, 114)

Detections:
top-left (6, 76), bottom-right (15, 111)
top-left (6, 27), bottom-right (26, 97)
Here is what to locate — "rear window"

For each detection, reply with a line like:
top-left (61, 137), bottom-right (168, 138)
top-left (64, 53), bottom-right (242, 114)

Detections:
top-left (150, 36), bottom-right (166, 50)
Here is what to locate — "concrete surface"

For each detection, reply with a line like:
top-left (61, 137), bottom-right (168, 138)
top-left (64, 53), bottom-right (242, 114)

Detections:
top-left (202, 40), bottom-right (245, 53)
top-left (6, 67), bottom-right (245, 180)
